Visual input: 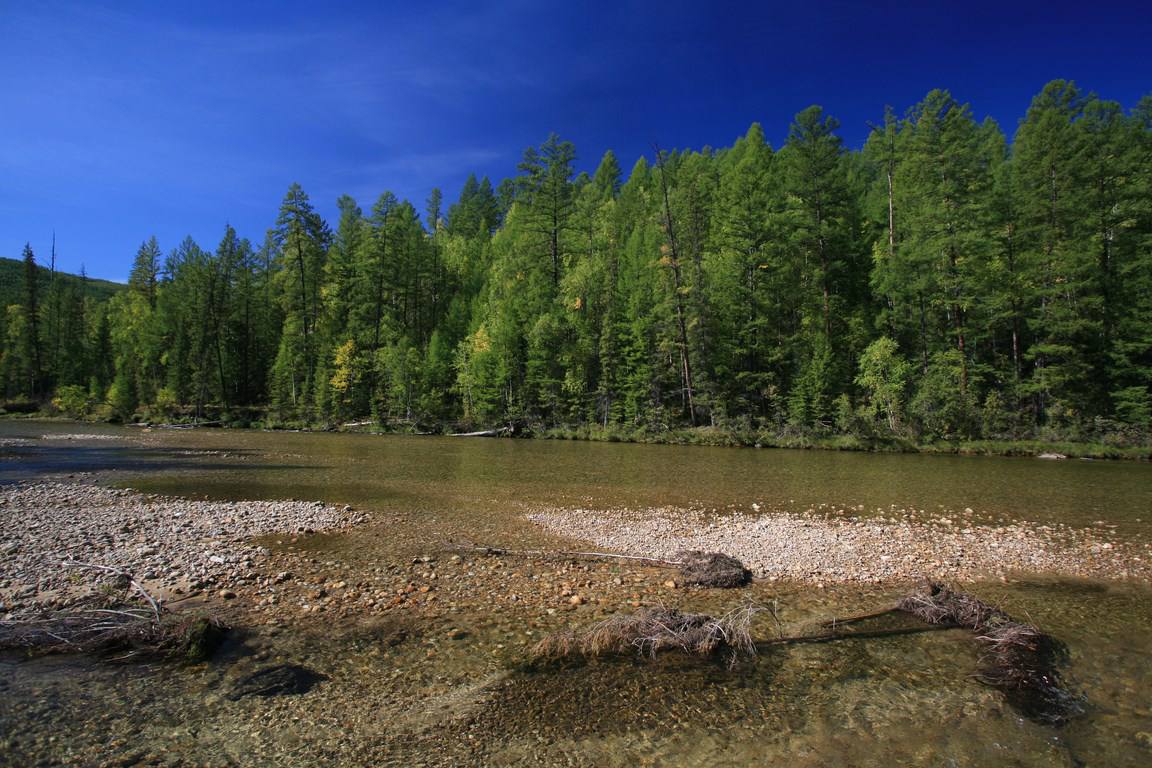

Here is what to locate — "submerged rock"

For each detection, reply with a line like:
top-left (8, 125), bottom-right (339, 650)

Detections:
top-left (172, 616), bottom-right (228, 662)
top-left (228, 664), bottom-right (326, 700)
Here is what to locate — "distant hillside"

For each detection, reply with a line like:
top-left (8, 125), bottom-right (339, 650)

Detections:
top-left (0, 256), bottom-right (124, 310)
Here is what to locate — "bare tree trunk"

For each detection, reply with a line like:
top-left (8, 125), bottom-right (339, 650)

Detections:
top-left (818, 232), bottom-right (832, 340)
top-left (551, 205), bottom-right (560, 287)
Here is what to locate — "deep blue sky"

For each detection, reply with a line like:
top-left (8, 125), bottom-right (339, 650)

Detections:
top-left (2, 0), bottom-right (1149, 282)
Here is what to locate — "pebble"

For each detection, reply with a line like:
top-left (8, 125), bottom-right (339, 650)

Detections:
top-left (527, 502), bottom-right (1147, 585)
top-left (0, 481), bottom-right (366, 616)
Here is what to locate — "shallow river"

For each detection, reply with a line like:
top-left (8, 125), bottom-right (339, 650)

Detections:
top-left (2, 421), bottom-right (1151, 766)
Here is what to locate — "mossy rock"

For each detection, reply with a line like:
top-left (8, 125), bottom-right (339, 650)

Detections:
top-left (170, 616), bottom-right (228, 662)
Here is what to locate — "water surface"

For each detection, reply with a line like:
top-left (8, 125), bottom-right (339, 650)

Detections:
top-left (2, 421), bottom-right (1150, 766)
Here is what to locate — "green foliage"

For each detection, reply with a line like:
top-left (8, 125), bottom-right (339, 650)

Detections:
top-left (788, 336), bottom-right (834, 430)
top-left (855, 337), bottom-right (911, 434)
top-left (910, 350), bottom-right (978, 439)
top-left (51, 384), bottom-right (92, 418)
top-left (980, 390), bottom-right (1015, 439)
top-left (0, 257), bottom-right (121, 313)
top-left (5, 82), bottom-right (1150, 450)
top-left (129, 237), bottom-right (162, 309)
top-left (1112, 386), bottom-right (1151, 429)
top-left (833, 393), bottom-right (857, 435)
top-left (456, 325), bottom-right (504, 422)
top-left (106, 367), bottom-right (137, 422)
top-left (152, 386), bottom-right (179, 418)
top-left (0, 305), bottom-right (33, 397)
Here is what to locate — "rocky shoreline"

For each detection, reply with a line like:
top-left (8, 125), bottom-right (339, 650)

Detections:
top-left (5, 478), bottom-right (1150, 622)
top-left (528, 504), bottom-right (1151, 584)
top-left (3, 473), bottom-right (1152, 766)
top-left (0, 481), bottom-right (367, 618)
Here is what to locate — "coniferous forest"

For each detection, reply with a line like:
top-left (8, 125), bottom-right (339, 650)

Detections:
top-left (3, 82), bottom-right (1151, 447)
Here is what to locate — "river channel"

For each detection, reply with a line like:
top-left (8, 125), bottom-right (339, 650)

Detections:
top-left (1, 421), bottom-right (1150, 766)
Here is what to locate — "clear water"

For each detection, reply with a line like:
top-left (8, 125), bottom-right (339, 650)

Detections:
top-left (2, 421), bottom-right (1151, 766)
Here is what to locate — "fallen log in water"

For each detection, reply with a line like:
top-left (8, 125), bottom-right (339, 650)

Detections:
top-left (530, 582), bottom-right (1083, 725)
top-left (814, 583), bottom-right (1084, 725)
top-left (533, 605), bottom-right (762, 666)
top-left (531, 603), bottom-right (954, 668)
top-left (896, 582), bottom-right (1083, 725)
top-left (0, 610), bottom-right (227, 661)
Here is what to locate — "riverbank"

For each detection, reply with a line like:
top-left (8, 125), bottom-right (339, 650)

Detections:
top-left (5, 478), bottom-right (1149, 625)
top-left (0, 479), bottom-right (721, 626)
top-left (3, 435), bottom-right (1152, 766)
top-left (528, 504), bottom-right (1152, 585)
top-left (538, 425), bottom-right (1152, 460)
top-left (6, 411), bottom-right (1149, 460)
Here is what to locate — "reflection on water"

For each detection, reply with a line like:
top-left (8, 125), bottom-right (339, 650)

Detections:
top-left (9, 421), bottom-right (1147, 533)
top-left (1, 421), bottom-right (1151, 766)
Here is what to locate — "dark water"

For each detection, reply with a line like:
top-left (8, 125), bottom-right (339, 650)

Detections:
top-left (2, 421), bottom-right (1151, 766)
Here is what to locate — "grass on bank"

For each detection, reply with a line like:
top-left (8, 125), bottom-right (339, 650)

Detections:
top-left (538, 424), bottom-right (1152, 460)
top-left (4, 399), bottom-right (1150, 460)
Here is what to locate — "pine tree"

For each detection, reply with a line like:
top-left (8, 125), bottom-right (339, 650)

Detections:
top-left (709, 124), bottom-right (786, 421)
top-left (129, 237), bottom-right (162, 309)
top-left (517, 134), bottom-right (577, 289)
top-left (20, 243), bottom-right (42, 397)
top-left (779, 107), bottom-right (859, 426)
top-left (270, 183), bottom-right (330, 413)
top-left (1013, 80), bottom-right (1098, 424)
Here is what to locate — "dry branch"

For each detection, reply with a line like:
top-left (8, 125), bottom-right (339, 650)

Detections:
top-left (529, 582), bottom-right (1083, 725)
top-left (895, 582), bottom-right (1082, 725)
top-left (534, 604), bottom-right (762, 666)
top-left (63, 561), bottom-right (162, 619)
top-left (0, 561), bottom-right (225, 661)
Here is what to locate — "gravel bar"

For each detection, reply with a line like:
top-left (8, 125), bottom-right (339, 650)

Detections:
top-left (0, 481), bottom-right (367, 617)
top-left (528, 505), bottom-right (1150, 584)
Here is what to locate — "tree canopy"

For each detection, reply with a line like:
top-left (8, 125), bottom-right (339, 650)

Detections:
top-left (3, 81), bottom-right (1149, 443)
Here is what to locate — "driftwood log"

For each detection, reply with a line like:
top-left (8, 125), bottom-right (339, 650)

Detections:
top-left (896, 583), bottom-right (1082, 724)
top-left (534, 605), bottom-right (762, 667)
top-left (531, 582), bottom-right (1083, 725)
top-left (0, 562), bottom-right (226, 661)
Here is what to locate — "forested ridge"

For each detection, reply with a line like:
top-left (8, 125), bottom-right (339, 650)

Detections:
top-left (3, 81), bottom-right (1151, 446)
top-left (0, 256), bottom-right (123, 310)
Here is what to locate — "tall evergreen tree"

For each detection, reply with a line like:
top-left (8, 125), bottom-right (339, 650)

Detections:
top-left (1013, 80), bottom-right (1098, 423)
top-left (270, 183), bottom-right (330, 413)
top-left (21, 243), bottom-right (42, 397)
top-left (779, 107), bottom-right (860, 426)
top-left (28, 81), bottom-right (1147, 441)
top-left (517, 133), bottom-right (577, 288)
